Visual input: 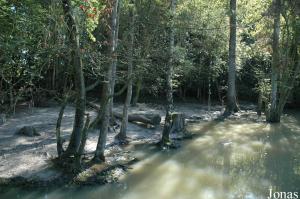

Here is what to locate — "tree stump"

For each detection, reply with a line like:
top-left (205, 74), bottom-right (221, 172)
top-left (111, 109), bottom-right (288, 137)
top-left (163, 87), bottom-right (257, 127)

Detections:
top-left (16, 126), bottom-right (40, 137)
top-left (169, 113), bottom-right (191, 138)
top-left (0, 114), bottom-right (6, 125)
top-left (169, 113), bottom-right (185, 133)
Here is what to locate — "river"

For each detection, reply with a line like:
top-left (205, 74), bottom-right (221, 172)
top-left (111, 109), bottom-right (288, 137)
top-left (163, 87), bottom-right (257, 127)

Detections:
top-left (1, 111), bottom-right (299, 199)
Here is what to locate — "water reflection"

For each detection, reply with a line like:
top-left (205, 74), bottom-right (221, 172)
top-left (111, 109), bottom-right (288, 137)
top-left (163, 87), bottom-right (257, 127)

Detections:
top-left (1, 112), bottom-right (300, 199)
top-left (219, 141), bottom-right (232, 199)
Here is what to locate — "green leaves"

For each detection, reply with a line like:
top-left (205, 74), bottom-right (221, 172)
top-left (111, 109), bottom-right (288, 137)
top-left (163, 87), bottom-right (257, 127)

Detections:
top-left (73, 0), bottom-right (106, 41)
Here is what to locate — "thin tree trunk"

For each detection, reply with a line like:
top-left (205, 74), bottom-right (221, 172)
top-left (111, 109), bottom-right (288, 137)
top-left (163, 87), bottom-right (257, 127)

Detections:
top-left (56, 97), bottom-right (68, 158)
top-left (268, 0), bottom-right (281, 123)
top-left (257, 91), bottom-right (262, 116)
top-left (9, 84), bottom-right (14, 113)
top-left (225, 0), bottom-right (239, 115)
top-left (161, 0), bottom-right (176, 146)
top-left (61, 0), bottom-right (86, 155)
top-left (132, 78), bottom-right (141, 106)
top-left (76, 113), bottom-right (90, 165)
top-left (197, 87), bottom-right (200, 99)
top-left (216, 80), bottom-right (222, 105)
top-left (109, 0), bottom-right (120, 118)
top-left (117, 0), bottom-right (135, 141)
top-left (52, 66), bottom-right (56, 90)
top-left (179, 86), bottom-right (183, 100)
top-left (278, 58), bottom-right (300, 116)
top-left (94, 82), bottom-right (111, 162)
top-left (93, 0), bottom-right (121, 158)
top-left (208, 77), bottom-right (211, 111)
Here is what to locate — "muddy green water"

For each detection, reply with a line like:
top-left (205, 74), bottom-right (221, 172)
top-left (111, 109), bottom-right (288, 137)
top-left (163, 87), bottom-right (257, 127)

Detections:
top-left (1, 111), bottom-right (300, 199)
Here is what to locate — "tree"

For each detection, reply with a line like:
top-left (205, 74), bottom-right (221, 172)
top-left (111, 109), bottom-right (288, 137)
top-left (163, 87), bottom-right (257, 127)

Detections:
top-left (93, 0), bottom-right (119, 162)
top-left (60, 0), bottom-right (86, 159)
top-left (225, 0), bottom-right (239, 114)
top-left (94, 82), bottom-right (111, 162)
top-left (267, 0), bottom-right (281, 122)
top-left (116, 0), bottom-right (135, 141)
top-left (267, 0), bottom-right (300, 122)
top-left (109, 0), bottom-right (120, 118)
top-left (161, 0), bottom-right (177, 146)
top-left (0, 0), bottom-right (49, 113)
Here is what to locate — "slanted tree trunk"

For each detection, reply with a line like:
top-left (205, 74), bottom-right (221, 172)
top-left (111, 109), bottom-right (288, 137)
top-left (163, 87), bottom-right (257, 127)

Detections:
top-left (94, 82), bottom-right (111, 162)
top-left (225, 0), bottom-right (239, 115)
top-left (161, 0), bottom-right (176, 146)
top-left (267, 0), bottom-right (281, 123)
top-left (116, 0), bottom-right (135, 141)
top-left (61, 0), bottom-right (86, 156)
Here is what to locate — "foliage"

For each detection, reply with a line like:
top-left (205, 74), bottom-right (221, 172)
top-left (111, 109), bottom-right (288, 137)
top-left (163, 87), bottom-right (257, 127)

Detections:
top-left (0, 0), bottom-right (299, 112)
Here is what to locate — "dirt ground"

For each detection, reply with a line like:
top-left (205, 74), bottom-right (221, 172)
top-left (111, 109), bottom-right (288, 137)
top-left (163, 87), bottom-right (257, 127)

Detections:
top-left (0, 102), bottom-right (258, 183)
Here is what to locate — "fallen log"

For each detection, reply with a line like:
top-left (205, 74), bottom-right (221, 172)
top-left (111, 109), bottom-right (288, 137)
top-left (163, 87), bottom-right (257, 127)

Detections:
top-left (87, 101), bottom-right (161, 126)
top-left (113, 112), bottom-right (161, 126)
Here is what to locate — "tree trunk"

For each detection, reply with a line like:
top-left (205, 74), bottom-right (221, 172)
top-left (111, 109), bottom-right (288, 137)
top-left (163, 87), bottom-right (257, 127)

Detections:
top-left (225, 0), bottom-right (239, 115)
top-left (109, 0), bottom-right (120, 117)
top-left (94, 82), bottom-right (111, 162)
top-left (197, 87), bottom-right (200, 99)
top-left (61, 0), bottom-right (86, 156)
top-left (208, 77), bottom-right (212, 111)
top-left (117, 0), bottom-right (135, 140)
top-left (178, 86), bottom-right (183, 100)
top-left (132, 78), bottom-right (141, 106)
top-left (9, 84), bottom-right (14, 113)
top-left (76, 113), bottom-right (90, 166)
top-left (257, 91), bottom-right (262, 116)
top-left (56, 97), bottom-right (68, 158)
top-left (161, 0), bottom-right (176, 146)
top-left (267, 0), bottom-right (281, 123)
top-left (277, 56), bottom-right (300, 117)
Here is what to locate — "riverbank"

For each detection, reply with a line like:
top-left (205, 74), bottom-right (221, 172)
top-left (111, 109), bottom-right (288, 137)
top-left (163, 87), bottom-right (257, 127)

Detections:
top-left (0, 102), bottom-right (260, 187)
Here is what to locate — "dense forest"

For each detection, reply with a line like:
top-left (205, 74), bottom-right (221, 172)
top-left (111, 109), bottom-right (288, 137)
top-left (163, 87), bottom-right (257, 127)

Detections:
top-left (0, 0), bottom-right (299, 198)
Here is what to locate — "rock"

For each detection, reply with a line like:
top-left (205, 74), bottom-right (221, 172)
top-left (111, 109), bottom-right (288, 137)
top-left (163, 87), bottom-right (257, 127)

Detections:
top-left (0, 114), bottom-right (6, 125)
top-left (16, 126), bottom-right (41, 137)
